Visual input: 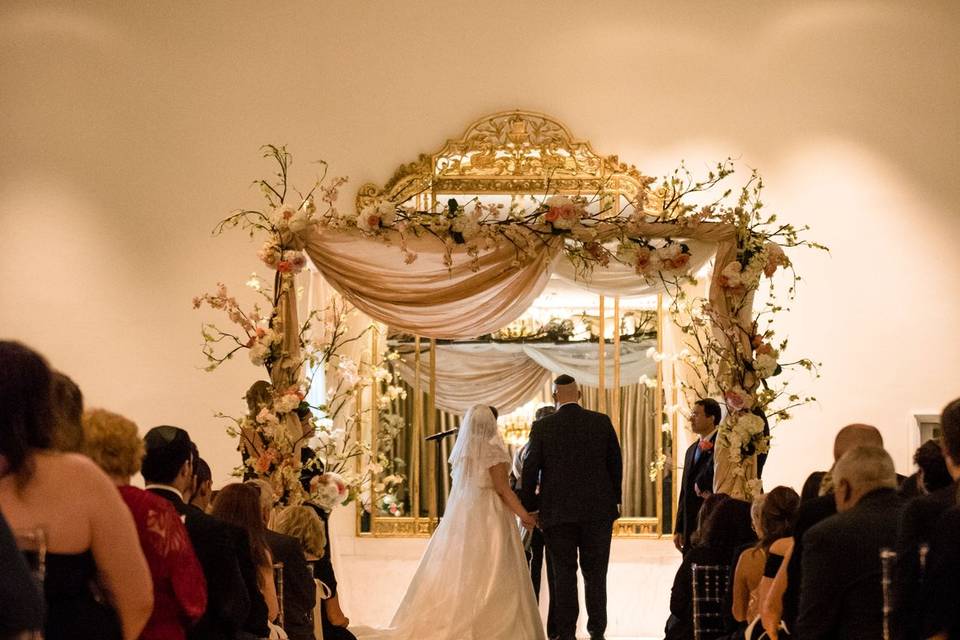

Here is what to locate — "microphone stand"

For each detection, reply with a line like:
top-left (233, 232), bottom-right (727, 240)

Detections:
top-left (424, 428), bottom-right (458, 522)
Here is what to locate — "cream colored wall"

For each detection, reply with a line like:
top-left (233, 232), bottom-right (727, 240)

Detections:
top-left (2, 2), bottom-right (959, 636)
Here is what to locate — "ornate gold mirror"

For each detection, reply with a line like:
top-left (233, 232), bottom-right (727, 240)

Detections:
top-left (356, 111), bottom-right (676, 538)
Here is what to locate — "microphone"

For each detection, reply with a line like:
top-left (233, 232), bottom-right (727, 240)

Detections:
top-left (425, 427), bottom-right (459, 442)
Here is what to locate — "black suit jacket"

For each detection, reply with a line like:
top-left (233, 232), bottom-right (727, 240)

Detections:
top-left (675, 433), bottom-right (716, 547)
top-left (797, 488), bottom-right (906, 640)
top-left (520, 403), bottom-right (622, 529)
top-left (148, 488), bottom-right (251, 640)
top-left (895, 481), bottom-right (958, 639)
top-left (923, 505), bottom-right (960, 638)
top-left (266, 530), bottom-right (316, 640)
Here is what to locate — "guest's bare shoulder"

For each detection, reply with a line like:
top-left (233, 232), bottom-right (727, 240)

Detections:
top-left (769, 537), bottom-right (794, 556)
top-left (34, 451), bottom-right (116, 493)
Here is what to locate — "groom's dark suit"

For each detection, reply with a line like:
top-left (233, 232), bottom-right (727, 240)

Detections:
top-left (521, 403), bottom-right (622, 640)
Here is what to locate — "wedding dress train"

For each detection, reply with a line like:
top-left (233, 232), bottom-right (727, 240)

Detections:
top-left (355, 405), bottom-right (546, 640)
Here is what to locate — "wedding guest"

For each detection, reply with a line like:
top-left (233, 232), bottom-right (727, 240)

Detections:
top-left (300, 450), bottom-right (353, 633)
top-left (674, 398), bottom-right (721, 554)
top-left (665, 496), bottom-right (755, 640)
top-left (49, 370), bottom-right (84, 452)
top-left (247, 479), bottom-right (317, 640)
top-left (913, 439), bottom-right (952, 495)
top-left (143, 425), bottom-right (253, 640)
top-left (797, 446), bottom-right (905, 640)
top-left (907, 398), bottom-right (960, 639)
top-left (191, 457), bottom-right (214, 511)
top-left (211, 483), bottom-right (280, 638)
top-left (0, 341), bottom-right (153, 640)
top-left (275, 506), bottom-right (339, 640)
top-left (0, 508), bottom-right (44, 637)
top-left (781, 423), bottom-right (884, 630)
top-left (732, 487), bottom-right (799, 631)
top-left (82, 408), bottom-right (207, 640)
top-left (277, 505), bottom-right (357, 640)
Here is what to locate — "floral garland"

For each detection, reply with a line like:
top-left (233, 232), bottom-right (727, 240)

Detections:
top-left (315, 159), bottom-right (826, 497)
top-left (194, 145), bottom-right (406, 508)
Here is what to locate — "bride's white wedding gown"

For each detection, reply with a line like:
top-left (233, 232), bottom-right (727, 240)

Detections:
top-left (356, 405), bottom-right (546, 640)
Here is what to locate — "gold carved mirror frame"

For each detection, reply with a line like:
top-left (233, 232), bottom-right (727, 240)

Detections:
top-left (356, 110), bottom-right (675, 539)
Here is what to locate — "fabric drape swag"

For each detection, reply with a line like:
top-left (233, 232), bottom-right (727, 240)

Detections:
top-left (280, 221), bottom-right (754, 496)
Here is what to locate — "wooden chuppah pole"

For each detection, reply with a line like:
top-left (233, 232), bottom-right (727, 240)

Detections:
top-left (412, 336), bottom-right (422, 525)
top-left (613, 296), bottom-right (621, 434)
top-left (369, 326), bottom-right (379, 524)
top-left (427, 339), bottom-right (438, 522)
top-left (598, 295), bottom-right (606, 413)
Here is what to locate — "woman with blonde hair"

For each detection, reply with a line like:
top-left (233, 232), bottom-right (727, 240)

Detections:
top-left (0, 341), bottom-right (153, 640)
top-left (82, 408), bottom-right (207, 640)
top-left (275, 505), bottom-right (327, 560)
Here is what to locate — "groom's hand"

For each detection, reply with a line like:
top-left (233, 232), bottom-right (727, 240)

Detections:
top-left (521, 512), bottom-right (538, 530)
top-left (673, 533), bottom-right (684, 552)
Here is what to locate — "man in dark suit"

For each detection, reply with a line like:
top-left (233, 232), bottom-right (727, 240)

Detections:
top-left (902, 398), bottom-right (960, 639)
top-left (797, 445), bottom-right (906, 640)
top-left (521, 374), bottom-right (622, 640)
top-left (781, 423), bottom-right (884, 629)
top-left (142, 426), bottom-right (253, 640)
top-left (247, 479), bottom-right (317, 640)
top-left (673, 398), bottom-right (720, 554)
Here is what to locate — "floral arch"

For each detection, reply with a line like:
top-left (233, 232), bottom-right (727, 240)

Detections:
top-left (196, 110), bottom-right (822, 513)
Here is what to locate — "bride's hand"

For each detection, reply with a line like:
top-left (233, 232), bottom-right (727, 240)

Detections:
top-left (521, 512), bottom-right (538, 530)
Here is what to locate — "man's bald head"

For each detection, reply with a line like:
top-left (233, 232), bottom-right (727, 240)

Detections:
top-left (833, 424), bottom-right (883, 462)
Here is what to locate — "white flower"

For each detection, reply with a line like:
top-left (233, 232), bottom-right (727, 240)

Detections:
top-left (719, 261), bottom-right (744, 288)
top-left (357, 204), bottom-right (382, 233)
top-left (274, 393), bottom-right (301, 414)
top-left (249, 342), bottom-right (270, 366)
top-left (737, 413), bottom-right (765, 437)
top-left (256, 407), bottom-right (279, 426)
top-left (337, 357), bottom-right (361, 388)
top-left (754, 353), bottom-right (779, 379)
top-left (377, 202), bottom-right (397, 226)
top-left (271, 203), bottom-right (299, 229)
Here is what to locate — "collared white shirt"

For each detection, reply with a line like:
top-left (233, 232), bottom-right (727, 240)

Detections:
top-left (700, 428), bottom-right (718, 443)
top-left (144, 483), bottom-right (184, 501)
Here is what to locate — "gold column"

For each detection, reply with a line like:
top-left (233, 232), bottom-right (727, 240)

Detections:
top-left (412, 336), bottom-right (422, 524)
top-left (613, 296), bottom-right (621, 434)
top-left (598, 295), bottom-right (606, 413)
top-left (427, 339), bottom-right (438, 521)
top-left (369, 326), bottom-right (380, 524)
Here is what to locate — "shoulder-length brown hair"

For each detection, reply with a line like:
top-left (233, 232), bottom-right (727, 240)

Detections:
top-left (212, 483), bottom-right (270, 570)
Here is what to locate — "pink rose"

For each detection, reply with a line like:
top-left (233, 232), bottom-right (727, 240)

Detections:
top-left (544, 208), bottom-right (560, 223)
top-left (755, 342), bottom-right (775, 356)
top-left (724, 387), bottom-right (754, 412)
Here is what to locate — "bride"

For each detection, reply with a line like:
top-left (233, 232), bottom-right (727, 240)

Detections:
top-left (356, 404), bottom-right (546, 640)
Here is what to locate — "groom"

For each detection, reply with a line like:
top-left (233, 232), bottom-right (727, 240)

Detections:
top-left (521, 374), bottom-right (623, 640)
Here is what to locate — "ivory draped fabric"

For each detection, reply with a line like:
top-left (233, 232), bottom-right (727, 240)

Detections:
top-left (393, 342), bottom-right (657, 415)
top-left (293, 220), bottom-right (752, 496)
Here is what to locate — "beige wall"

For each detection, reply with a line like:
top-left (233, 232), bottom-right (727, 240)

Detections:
top-left (2, 0), bottom-right (958, 497)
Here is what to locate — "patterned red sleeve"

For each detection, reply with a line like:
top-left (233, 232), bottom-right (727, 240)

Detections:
top-left (164, 507), bottom-right (207, 622)
top-left (144, 499), bottom-right (208, 623)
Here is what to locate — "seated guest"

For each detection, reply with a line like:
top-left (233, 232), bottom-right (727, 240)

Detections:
top-left (83, 408), bottom-right (207, 640)
top-left (0, 341), bottom-right (153, 640)
top-left (733, 487), bottom-right (800, 628)
top-left (666, 495), bottom-right (755, 640)
top-left (212, 483), bottom-right (281, 637)
top-left (248, 479), bottom-right (317, 640)
top-left (911, 398), bottom-right (960, 639)
top-left (301, 452), bottom-right (353, 633)
top-left (191, 457), bottom-right (214, 511)
top-left (912, 439), bottom-right (952, 495)
top-left (277, 504), bottom-right (357, 640)
top-left (49, 370), bottom-right (84, 452)
top-left (781, 423), bottom-right (884, 630)
top-left (143, 426), bottom-right (254, 640)
top-left (0, 509), bottom-right (44, 637)
top-left (797, 446), bottom-right (906, 640)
